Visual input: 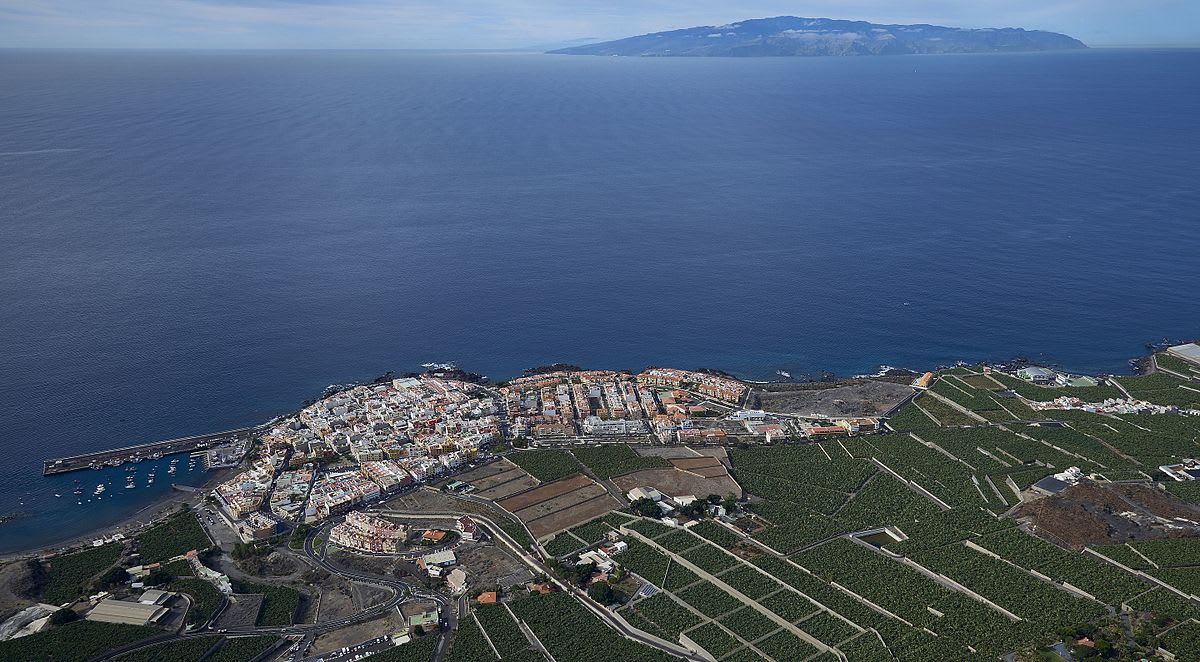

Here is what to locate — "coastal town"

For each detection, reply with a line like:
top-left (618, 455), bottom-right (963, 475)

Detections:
top-left (4, 344), bottom-right (1200, 662)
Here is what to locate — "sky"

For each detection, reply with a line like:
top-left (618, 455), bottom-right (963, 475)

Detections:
top-left (0, 0), bottom-right (1197, 49)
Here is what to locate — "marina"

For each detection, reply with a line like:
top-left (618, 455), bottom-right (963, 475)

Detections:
top-left (41, 426), bottom-right (257, 476)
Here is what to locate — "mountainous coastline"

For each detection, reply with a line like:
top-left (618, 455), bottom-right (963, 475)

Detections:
top-left (548, 16), bottom-right (1087, 57)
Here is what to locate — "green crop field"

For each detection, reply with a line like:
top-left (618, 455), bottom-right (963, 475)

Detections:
top-left (134, 509), bottom-right (210, 564)
top-left (114, 636), bottom-right (221, 662)
top-left (170, 578), bottom-right (225, 627)
top-left (207, 636), bottom-right (279, 662)
top-left (507, 450), bottom-right (581, 482)
top-left (0, 621), bottom-right (159, 662)
top-left (39, 542), bottom-right (123, 605)
top-left (571, 445), bottom-right (669, 479)
top-left (508, 592), bottom-right (676, 662)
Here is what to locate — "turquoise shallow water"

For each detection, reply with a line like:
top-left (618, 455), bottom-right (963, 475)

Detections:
top-left (1, 49), bottom-right (1198, 552)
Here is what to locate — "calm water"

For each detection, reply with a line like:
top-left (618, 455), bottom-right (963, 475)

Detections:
top-left (1, 49), bottom-right (1198, 552)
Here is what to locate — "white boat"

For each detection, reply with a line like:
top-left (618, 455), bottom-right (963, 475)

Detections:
top-left (94, 484), bottom-right (106, 494)
top-left (125, 483), bottom-right (135, 489)
top-left (147, 477), bottom-right (154, 485)
top-left (54, 493), bottom-right (61, 498)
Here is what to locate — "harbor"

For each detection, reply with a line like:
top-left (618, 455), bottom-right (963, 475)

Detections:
top-left (42, 426), bottom-right (258, 476)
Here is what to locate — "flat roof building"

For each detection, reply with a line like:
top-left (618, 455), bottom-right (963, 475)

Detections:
top-left (1167, 343), bottom-right (1200, 365)
top-left (87, 598), bottom-right (169, 626)
top-left (138, 589), bottom-right (172, 605)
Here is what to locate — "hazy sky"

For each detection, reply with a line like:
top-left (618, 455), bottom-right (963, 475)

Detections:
top-left (1, 0), bottom-right (1197, 49)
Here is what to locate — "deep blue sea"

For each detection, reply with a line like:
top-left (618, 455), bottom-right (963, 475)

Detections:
top-left (1, 49), bottom-right (1198, 552)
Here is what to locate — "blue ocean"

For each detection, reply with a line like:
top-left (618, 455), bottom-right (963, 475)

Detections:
top-left (1, 49), bottom-right (1198, 552)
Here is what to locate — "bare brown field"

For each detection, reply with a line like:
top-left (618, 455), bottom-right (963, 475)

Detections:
top-left (613, 468), bottom-right (740, 500)
top-left (670, 457), bottom-right (723, 470)
top-left (455, 461), bottom-right (514, 482)
top-left (497, 474), bottom-right (593, 512)
top-left (475, 472), bottom-right (540, 500)
top-left (510, 482), bottom-right (608, 522)
top-left (526, 493), bottom-right (622, 539)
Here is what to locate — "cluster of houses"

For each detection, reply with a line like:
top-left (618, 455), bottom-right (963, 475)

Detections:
top-left (213, 376), bottom-right (497, 525)
top-left (1029, 396), bottom-right (1187, 415)
top-left (329, 511), bottom-right (408, 553)
top-left (502, 370), bottom-right (663, 438)
top-left (636, 368), bottom-right (747, 403)
top-left (501, 368), bottom-right (749, 441)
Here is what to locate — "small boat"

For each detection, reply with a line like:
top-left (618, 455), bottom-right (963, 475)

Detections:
top-left (147, 477), bottom-right (154, 485)
top-left (94, 484), bottom-right (106, 494)
top-left (54, 494), bottom-right (61, 498)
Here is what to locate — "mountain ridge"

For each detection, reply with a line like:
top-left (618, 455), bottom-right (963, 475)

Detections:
top-left (548, 16), bottom-right (1087, 57)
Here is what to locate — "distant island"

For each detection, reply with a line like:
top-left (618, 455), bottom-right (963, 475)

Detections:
top-left (548, 16), bottom-right (1087, 57)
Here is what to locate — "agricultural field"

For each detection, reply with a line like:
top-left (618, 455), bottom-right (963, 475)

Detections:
top-left (1155, 352), bottom-right (1200, 380)
top-left (206, 636), bottom-right (280, 662)
top-left (445, 612), bottom-right (494, 662)
top-left (474, 604), bottom-right (532, 658)
top-left (543, 531), bottom-right (586, 557)
top-left (362, 635), bottom-right (438, 662)
top-left (170, 578), bottom-right (226, 627)
top-left (571, 445), bottom-right (669, 479)
top-left (232, 580), bottom-right (302, 626)
top-left (490, 365), bottom-right (1200, 661)
top-left (508, 592), bottom-right (677, 662)
top-left (568, 517), bottom-right (614, 544)
top-left (913, 393), bottom-right (979, 426)
top-left (498, 474), bottom-right (621, 539)
top-left (114, 635), bottom-right (221, 662)
top-left (1116, 372), bottom-right (1200, 409)
top-left (38, 542), bottom-right (123, 605)
top-left (683, 622), bottom-right (742, 658)
top-left (1166, 480), bottom-right (1200, 504)
top-left (627, 593), bottom-right (704, 640)
top-left (133, 509), bottom-right (211, 564)
top-left (0, 621), bottom-right (159, 662)
top-left (507, 450), bottom-right (581, 483)
top-left (1159, 619), bottom-right (1200, 661)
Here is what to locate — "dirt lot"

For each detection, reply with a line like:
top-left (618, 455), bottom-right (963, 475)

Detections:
top-left (1017, 480), bottom-right (1200, 548)
top-left (525, 493), bottom-right (621, 539)
top-left (454, 461), bottom-right (513, 483)
top-left (751, 380), bottom-right (913, 417)
top-left (613, 468), bottom-right (741, 501)
top-left (457, 460), bottom-right (542, 501)
top-left (386, 487), bottom-right (520, 526)
top-left (497, 475), bottom-right (594, 512)
top-left (475, 472), bottom-right (540, 501)
top-left (328, 549), bottom-right (402, 577)
top-left (457, 545), bottom-right (532, 590)
top-left (312, 609), bottom-right (409, 654)
top-left (509, 483), bottom-right (608, 522)
top-left (634, 446), bottom-right (707, 459)
top-left (670, 457), bottom-right (730, 478)
top-left (0, 561), bottom-right (35, 622)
